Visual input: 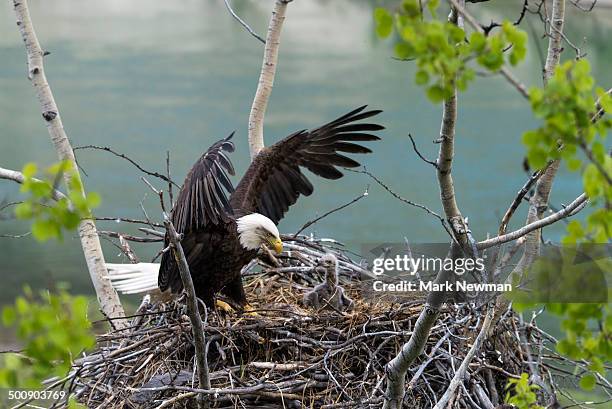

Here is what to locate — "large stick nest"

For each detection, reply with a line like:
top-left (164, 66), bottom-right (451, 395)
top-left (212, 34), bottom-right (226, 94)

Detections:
top-left (67, 236), bottom-right (540, 408)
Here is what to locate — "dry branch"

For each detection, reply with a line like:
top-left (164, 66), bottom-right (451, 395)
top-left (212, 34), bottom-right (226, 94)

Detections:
top-left (344, 167), bottom-right (452, 238)
top-left (11, 0), bottom-right (126, 327)
top-left (477, 193), bottom-right (588, 249)
top-left (433, 307), bottom-right (494, 409)
top-left (223, 0), bottom-right (265, 44)
top-left (446, 0), bottom-right (530, 99)
top-left (73, 145), bottom-right (177, 187)
top-left (248, 0), bottom-right (291, 158)
top-left (163, 214), bottom-right (211, 408)
top-left (498, 168), bottom-right (546, 236)
top-left (293, 187), bottom-right (369, 237)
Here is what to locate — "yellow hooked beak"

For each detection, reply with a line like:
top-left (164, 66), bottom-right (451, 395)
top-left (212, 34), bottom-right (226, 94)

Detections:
top-left (270, 237), bottom-right (283, 254)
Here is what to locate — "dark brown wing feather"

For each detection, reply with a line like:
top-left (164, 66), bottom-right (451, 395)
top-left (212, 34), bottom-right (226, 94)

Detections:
top-left (230, 106), bottom-right (383, 224)
top-left (159, 133), bottom-right (236, 293)
top-left (171, 133), bottom-right (235, 233)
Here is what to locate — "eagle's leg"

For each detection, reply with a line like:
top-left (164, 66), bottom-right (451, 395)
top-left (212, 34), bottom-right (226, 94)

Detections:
top-left (222, 276), bottom-right (258, 316)
top-left (215, 299), bottom-right (236, 313)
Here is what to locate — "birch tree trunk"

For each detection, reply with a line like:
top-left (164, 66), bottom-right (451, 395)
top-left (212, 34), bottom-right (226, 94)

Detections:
top-left (247, 0), bottom-right (290, 159)
top-left (12, 0), bottom-right (126, 327)
top-left (382, 5), bottom-right (471, 407)
top-left (511, 0), bottom-right (565, 279)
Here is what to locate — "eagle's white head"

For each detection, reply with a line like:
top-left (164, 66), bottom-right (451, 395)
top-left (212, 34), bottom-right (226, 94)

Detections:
top-left (236, 213), bottom-right (282, 253)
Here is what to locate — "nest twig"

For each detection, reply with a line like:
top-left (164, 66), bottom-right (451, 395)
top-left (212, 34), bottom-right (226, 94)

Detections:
top-left (44, 236), bottom-right (543, 409)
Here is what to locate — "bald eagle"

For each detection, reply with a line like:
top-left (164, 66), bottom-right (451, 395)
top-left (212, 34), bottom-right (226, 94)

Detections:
top-left (107, 106), bottom-right (383, 310)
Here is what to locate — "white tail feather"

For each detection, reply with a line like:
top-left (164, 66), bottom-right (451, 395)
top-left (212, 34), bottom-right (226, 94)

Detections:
top-left (106, 263), bottom-right (160, 294)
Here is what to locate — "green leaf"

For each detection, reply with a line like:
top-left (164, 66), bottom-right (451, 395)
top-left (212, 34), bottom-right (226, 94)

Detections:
top-left (31, 219), bottom-right (60, 241)
top-left (427, 0), bottom-right (440, 16)
top-left (426, 85), bottom-right (445, 102)
top-left (527, 148), bottom-right (548, 170)
top-left (14, 202), bottom-right (33, 219)
top-left (583, 164), bottom-right (603, 198)
top-left (579, 373), bottom-right (596, 391)
top-left (566, 158), bottom-right (582, 171)
top-left (22, 163), bottom-right (37, 178)
top-left (415, 70), bottom-right (429, 85)
top-left (394, 42), bottom-right (415, 60)
top-left (2, 307), bottom-right (16, 326)
top-left (86, 192), bottom-right (101, 209)
top-left (522, 130), bottom-right (540, 147)
top-left (374, 8), bottom-right (393, 38)
top-left (401, 0), bottom-right (421, 18)
top-left (469, 32), bottom-right (486, 53)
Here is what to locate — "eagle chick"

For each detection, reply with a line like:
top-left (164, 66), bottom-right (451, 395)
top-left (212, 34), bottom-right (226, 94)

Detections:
top-left (303, 254), bottom-right (354, 311)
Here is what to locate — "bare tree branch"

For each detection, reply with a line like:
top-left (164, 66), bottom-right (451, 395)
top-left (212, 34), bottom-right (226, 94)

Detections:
top-left (433, 307), bottom-right (494, 409)
top-left (223, 0), bottom-right (266, 44)
top-left (0, 232), bottom-right (31, 239)
top-left (11, 0), bottom-right (126, 327)
top-left (344, 167), bottom-right (451, 236)
top-left (0, 167), bottom-right (67, 201)
top-left (163, 213), bottom-right (211, 408)
top-left (293, 187), bottom-right (369, 237)
top-left (478, 193), bottom-right (588, 249)
top-left (480, 0), bottom-right (529, 35)
top-left (408, 134), bottom-right (438, 169)
top-left (569, 0), bottom-right (598, 13)
top-left (95, 216), bottom-right (163, 228)
top-left (499, 168), bottom-right (546, 236)
top-left (166, 151), bottom-right (174, 208)
top-left (446, 0), bottom-right (530, 99)
top-left (74, 145), bottom-right (178, 187)
top-left (99, 230), bottom-right (163, 243)
top-left (248, 0), bottom-right (292, 159)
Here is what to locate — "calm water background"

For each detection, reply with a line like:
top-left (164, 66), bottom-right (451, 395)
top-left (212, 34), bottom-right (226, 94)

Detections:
top-left (0, 0), bottom-right (610, 310)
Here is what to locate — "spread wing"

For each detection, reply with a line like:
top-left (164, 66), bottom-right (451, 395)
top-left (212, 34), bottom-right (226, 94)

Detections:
top-left (159, 133), bottom-right (236, 293)
top-left (171, 133), bottom-right (236, 234)
top-left (230, 106), bottom-right (383, 224)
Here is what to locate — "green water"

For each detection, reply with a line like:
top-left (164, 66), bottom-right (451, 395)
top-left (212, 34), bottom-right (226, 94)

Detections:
top-left (0, 0), bottom-right (611, 306)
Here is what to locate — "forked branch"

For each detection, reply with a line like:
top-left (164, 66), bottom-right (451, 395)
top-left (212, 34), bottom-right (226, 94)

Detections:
top-left (446, 0), bottom-right (530, 99)
top-left (478, 193), bottom-right (588, 250)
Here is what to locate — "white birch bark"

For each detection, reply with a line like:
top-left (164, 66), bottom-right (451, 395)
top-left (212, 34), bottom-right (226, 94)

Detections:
top-left (247, 0), bottom-right (290, 159)
top-left (0, 167), bottom-right (67, 202)
top-left (12, 0), bottom-right (126, 328)
top-left (382, 4), bottom-right (470, 408)
top-left (512, 0), bottom-right (565, 279)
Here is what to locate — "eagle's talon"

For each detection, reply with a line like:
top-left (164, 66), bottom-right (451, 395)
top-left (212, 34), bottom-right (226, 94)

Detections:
top-left (215, 300), bottom-right (235, 313)
top-left (243, 304), bottom-right (259, 316)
